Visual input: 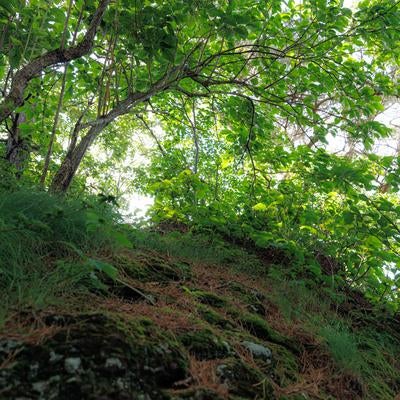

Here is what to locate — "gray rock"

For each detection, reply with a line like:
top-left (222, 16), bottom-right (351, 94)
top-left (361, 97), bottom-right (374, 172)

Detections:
top-left (241, 341), bottom-right (272, 363)
top-left (105, 357), bottom-right (123, 369)
top-left (116, 377), bottom-right (129, 391)
top-left (32, 380), bottom-right (48, 394)
top-left (64, 357), bottom-right (82, 374)
top-left (215, 358), bottom-right (272, 398)
top-left (0, 313), bottom-right (189, 399)
top-left (29, 362), bottom-right (40, 378)
top-left (49, 351), bottom-right (63, 363)
top-left (0, 340), bottom-right (22, 354)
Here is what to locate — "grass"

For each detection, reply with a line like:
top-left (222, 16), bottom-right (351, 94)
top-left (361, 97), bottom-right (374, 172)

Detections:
top-left (0, 189), bottom-right (122, 326)
top-left (127, 228), bottom-right (263, 273)
top-left (127, 226), bottom-right (400, 399)
top-left (319, 322), bottom-right (361, 373)
top-left (357, 329), bottom-right (400, 398)
top-left (264, 268), bottom-right (400, 399)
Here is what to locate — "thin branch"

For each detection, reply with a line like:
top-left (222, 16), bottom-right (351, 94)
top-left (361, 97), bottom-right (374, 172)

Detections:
top-left (136, 114), bottom-right (166, 156)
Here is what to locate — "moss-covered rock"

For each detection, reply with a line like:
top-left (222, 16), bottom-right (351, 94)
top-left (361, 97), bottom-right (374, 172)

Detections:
top-left (197, 305), bottom-right (232, 329)
top-left (178, 329), bottom-right (232, 360)
top-left (184, 288), bottom-right (227, 308)
top-left (216, 358), bottom-right (275, 399)
top-left (238, 313), bottom-right (300, 355)
top-left (241, 340), bottom-right (272, 364)
top-left (228, 282), bottom-right (267, 316)
top-left (116, 252), bottom-right (192, 283)
top-left (110, 282), bottom-right (156, 303)
top-left (0, 313), bottom-right (189, 400)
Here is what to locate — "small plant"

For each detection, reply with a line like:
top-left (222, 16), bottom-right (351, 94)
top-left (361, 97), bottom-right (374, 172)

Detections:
top-left (319, 323), bottom-right (361, 373)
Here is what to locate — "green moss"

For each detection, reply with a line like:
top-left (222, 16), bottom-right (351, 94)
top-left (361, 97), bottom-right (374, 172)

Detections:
top-left (228, 282), bottom-right (266, 315)
top-left (184, 287), bottom-right (227, 308)
top-left (113, 255), bottom-right (148, 280)
top-left (238, 313), bottom-right (300, 355)
top-left (267, 342), bottom-right (299, 387)
top-left (197, 305), bottom-right (232, 328)
top-left (178, 328), bottom-right (232, 360)
top-left (144, 257), bottom-right (191, 281)
top-left (216, 358), bottom-right (275, 399)
top-left (238, 313), bottom-right (281, 342)
top-left (115, 252), bottom-right (192, 283)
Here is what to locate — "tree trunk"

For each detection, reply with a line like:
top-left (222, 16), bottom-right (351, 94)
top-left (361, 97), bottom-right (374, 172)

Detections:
top-left (5, 112), bottom-right (29, 177)
top-left (49, 66), bottom-right (184, 192)
top-left (50, 125), bottom-right (103, 193)
top-left (40, 0), bottom-right (82, 185)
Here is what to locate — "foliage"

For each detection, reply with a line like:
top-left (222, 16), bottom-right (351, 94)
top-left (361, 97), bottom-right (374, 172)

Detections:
top-left (128, 228), bottom-right (262, 271)
top-left (138, 144), bottom-right (400, 308)
top-left (0, 189), bottom-right (398, 398)
top-left (0, 0), bottom-right (399, 310)
top-left (0, 188), bottom-right (125, 318)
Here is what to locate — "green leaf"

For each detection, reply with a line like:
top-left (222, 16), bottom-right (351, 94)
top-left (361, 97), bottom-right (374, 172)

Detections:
top-left (342, 211), bottom-right (354, 224)
top-left (0, 0), bottom-right (17, 13)
top-left (300, 225), bottom-right (318, 235)
top-left (252, 202), bottom-right (267, 211)
top-left (110, 231), bottom-right (132, 248)
top-left (364, 236), bottom-right (382, 250)
top-left (88, 259), bottom-right (118, 281)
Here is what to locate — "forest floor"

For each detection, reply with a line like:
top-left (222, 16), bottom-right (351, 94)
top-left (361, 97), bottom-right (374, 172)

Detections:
top-left (1, 223), bottom-right (400, 400)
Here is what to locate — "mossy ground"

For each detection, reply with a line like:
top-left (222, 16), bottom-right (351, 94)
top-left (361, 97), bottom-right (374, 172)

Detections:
top-left (1, 230), bottom-right (400, 399)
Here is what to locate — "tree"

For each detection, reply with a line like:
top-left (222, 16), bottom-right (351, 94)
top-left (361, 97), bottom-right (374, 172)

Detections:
top-left (2, 0), bottom-right (399, 192)
top-left (0, 0), bottom-right (110, 122)
top-left (0, 0), bottom-right (111, 174)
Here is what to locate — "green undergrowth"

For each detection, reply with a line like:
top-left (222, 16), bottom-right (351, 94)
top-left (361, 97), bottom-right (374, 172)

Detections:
top-left (0, 190), bottom-right (399, 399)
top-left (128, 227), bottom-right (263, 272)
top-left (0, 189), bottom-right (125, 324)
top-left (265, 267), bottom-right (400, 398)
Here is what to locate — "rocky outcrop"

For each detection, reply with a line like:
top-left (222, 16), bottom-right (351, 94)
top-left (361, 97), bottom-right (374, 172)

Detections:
top-left (0, 314), bottom-right (188, 400)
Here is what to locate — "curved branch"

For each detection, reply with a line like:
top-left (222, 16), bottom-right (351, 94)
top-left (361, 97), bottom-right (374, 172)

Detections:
top-left (0, 0), bottom-right (111, 123)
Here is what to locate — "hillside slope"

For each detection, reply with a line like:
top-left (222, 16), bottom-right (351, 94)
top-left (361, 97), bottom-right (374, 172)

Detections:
top-left (0, 192), bottom-right (399, 400)
top-left (1, 238), bottom-right (400, 399)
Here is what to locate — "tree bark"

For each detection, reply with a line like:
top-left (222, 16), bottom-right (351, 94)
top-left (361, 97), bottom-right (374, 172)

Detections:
top-left (5, 112), bottom-right (29, 177)
top-left (50, 125), bottom-right (103, 192)
top-left (50, 66), bottom-right (185, 192)
top-left (0, 0), bottom-right (110, 123)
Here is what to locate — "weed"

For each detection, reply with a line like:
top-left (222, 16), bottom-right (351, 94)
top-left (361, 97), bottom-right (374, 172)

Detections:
top-left (319, 323), bottom-right (361, 373)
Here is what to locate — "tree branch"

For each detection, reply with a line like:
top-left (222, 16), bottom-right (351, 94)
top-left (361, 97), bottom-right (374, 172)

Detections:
top-left (0, 0), bottom-right (111, 123)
